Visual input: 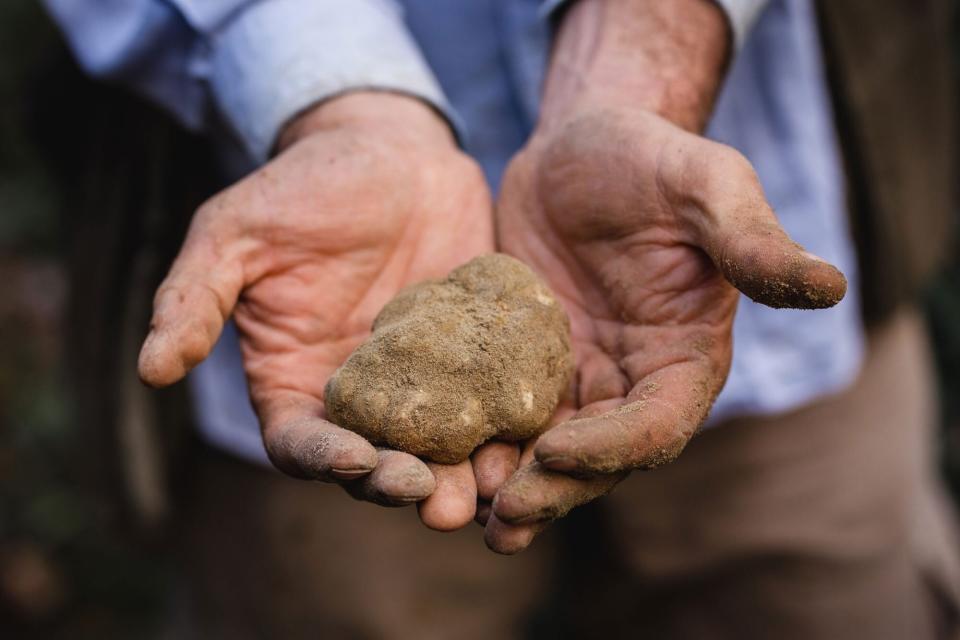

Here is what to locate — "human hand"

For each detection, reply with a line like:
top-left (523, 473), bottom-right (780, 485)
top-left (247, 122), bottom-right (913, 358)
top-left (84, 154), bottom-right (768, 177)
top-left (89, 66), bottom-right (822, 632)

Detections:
top-left (138, 92), bottom-right (494, 529)
top-left (481, 0), bottom-right (847, 552)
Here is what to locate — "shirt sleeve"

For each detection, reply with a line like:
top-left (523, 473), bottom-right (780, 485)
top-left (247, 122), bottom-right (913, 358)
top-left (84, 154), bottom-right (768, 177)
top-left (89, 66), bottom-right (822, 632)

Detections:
top-left (711, 0), bottom-right (769, 48)
top-left (43, 0), bottom-right (451, 163)
top-left (540, 0), bottom-right (769, 50)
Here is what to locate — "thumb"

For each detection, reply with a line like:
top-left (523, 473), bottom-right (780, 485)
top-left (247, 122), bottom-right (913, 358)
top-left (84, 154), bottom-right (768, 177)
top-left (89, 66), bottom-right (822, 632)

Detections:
top-left (684, 145), bottom-right (847, 310)
top-left (138, 224), bottom-right (244, 387)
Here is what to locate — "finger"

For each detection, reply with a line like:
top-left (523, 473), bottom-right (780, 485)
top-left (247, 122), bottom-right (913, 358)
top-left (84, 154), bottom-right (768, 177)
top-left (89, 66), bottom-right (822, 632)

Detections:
top-left (535, 360), bottom-right (718, 474)
top-left (138, 225), bottom-right (244, 388)
top-left (492, 462), bottom-right (622, 526)
top-left (484, 444), bottom-right (617, 553)
top-left (258, 389), bottom-right (379, 481)
top-left (417, 459), bottom-right (477, 531)
top-left (688, 145), bottom-right (847, 310)
top-left (345, 449), bottom-right (436, 506)
top-left (484, 513), bottom-right (544, 555)
top-left (472, 441), bottom-right (521, 501)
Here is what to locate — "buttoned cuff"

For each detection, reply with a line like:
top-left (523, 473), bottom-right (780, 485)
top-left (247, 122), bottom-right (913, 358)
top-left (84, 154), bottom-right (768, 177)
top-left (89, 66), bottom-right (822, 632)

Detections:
top-left (209, 0), bottom-right (452, 163)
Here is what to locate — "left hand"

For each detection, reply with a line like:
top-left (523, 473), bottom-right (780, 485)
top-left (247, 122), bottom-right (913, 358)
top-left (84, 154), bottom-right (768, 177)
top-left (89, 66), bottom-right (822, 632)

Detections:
top-left (480, 102), bottom-right (847, 553)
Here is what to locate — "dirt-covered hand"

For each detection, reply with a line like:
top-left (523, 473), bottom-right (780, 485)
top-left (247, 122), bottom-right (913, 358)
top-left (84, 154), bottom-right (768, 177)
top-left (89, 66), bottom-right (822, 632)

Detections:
top-left (137, 92), bottom-right (493, 528)
top-left (483, 102), bottom-right (847, 553)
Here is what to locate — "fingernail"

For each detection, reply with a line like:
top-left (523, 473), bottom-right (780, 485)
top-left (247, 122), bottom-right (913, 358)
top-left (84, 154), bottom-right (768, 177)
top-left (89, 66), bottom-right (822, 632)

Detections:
top-left (507, 513), bottom-right (546, 526)
top-left (539, 455), bottom-right (580, 472)
top-left (330, 467), bottom-right (372, 480)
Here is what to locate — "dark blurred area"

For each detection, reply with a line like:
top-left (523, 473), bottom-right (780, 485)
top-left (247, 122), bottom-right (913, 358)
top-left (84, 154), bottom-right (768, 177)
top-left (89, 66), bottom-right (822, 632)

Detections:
top-left (0, 1), bottom-right (212, 636)
top-left (930, 0), bottom-right (960, 491)
top-left (0, 0), bottom-right (958, 638)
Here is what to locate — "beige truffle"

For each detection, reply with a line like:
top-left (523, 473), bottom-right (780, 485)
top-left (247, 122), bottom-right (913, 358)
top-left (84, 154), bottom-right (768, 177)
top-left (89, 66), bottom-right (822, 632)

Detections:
top-left (324, 254), bottom-right (574, 464)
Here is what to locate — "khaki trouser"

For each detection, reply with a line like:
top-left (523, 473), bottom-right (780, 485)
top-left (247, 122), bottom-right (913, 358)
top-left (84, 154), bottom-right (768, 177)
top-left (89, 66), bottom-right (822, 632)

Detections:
top-left (170, 309), bottom-right (960, 639)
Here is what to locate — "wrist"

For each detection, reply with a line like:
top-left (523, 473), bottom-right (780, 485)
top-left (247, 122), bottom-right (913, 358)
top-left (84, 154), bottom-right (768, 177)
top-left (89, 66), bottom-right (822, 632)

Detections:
top-left (539, 0), bottom-right (731, 133)
top-left (276, 91), bottom-right (457, 153)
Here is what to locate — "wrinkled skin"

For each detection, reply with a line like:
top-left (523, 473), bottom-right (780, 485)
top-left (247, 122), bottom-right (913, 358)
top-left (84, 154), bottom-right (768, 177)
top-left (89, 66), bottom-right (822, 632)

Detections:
top-left (481, 107), bottom-right (847, 553)
top-left (138, 93), bottom-right (494, 530)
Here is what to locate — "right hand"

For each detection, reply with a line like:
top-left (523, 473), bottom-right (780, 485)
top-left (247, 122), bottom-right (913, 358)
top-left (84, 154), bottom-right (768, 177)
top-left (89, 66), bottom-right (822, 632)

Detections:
top-left (138, 92), bottom-right (495, 530)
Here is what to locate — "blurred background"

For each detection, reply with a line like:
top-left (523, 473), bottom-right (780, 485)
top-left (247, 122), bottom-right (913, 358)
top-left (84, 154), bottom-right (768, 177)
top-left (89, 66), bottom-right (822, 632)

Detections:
top-left (0, 1), bottom-right (958, 637)
top-left (0, 1), bottom-right (212, 636)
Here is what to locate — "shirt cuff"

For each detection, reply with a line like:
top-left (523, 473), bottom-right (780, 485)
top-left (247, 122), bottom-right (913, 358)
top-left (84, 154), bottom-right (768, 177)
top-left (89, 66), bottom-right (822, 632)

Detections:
top-left (711, 0), bottom-right (768, 48)
top-left (209, 0), bottom-right (452, 163)
top-left (540, 0), bottom-right (768, 49)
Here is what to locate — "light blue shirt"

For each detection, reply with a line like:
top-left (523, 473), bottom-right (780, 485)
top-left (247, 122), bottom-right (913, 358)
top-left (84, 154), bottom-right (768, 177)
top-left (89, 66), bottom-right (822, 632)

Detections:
top-left (46, 0), bottom-right (863, 464)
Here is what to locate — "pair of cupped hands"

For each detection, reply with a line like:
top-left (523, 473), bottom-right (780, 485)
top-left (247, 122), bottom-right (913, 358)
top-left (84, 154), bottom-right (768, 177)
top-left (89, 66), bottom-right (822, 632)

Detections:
top-left (138, 90), bottom-right (846, 554)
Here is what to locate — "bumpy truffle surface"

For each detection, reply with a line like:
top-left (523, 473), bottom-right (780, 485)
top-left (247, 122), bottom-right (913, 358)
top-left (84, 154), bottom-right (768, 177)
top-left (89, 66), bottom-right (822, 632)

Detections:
top-left (324, 254), bottom-right (574, 464)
